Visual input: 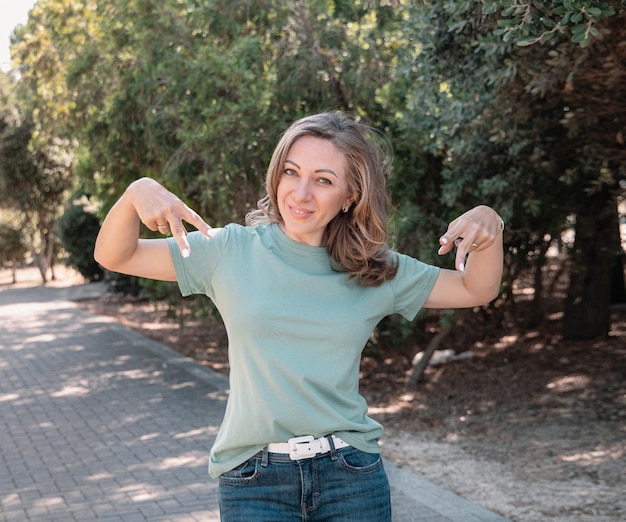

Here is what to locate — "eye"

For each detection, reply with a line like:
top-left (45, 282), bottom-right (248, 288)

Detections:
top-left (317, 177), bottom-right (332, 185)
top-left (283, 168), bottom-right (298, 177)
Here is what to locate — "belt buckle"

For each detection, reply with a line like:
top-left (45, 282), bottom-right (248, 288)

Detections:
top-left (288, 435), bottom-right (316, 460)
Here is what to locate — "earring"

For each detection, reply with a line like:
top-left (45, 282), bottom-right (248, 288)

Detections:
top-left (342, 205), bottom-right (350, 213)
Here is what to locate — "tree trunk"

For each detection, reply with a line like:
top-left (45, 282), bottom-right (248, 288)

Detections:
top-left (34, 251), bottom-right (49, 283)
top-left (527, 241), bottom-right (550, 328)
top-left (609, 214), bottom-right (626, 303)
top-left (563, 190), bottom-right (616, 339)
top-left (46, 228), bottom-right (56, 281)
top-left (610, 252), bottom-right (626, 304)
top-left (406, 321), bottom-right (453, 386)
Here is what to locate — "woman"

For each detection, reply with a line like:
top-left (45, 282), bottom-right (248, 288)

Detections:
top-left (95, 111), bottom-right (503, 521)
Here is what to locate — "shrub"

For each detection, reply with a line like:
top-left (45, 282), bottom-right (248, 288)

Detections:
top-left (0, 221), bottom-right (28, 283)
top-left (56, 199), bottom-right (104, 281)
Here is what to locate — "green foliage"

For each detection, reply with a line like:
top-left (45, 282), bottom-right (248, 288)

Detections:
top-left (1, 50), bottom-right (76, 280)
top-left (394, 1), bottom-right (625, 337)
top-left (485, 0), bottom-right (621, 47)
top-left (11, 0), bottom-right (405, 225)
top-left (0, 106), bottom-right (72, 281)
top-left (56, 196), bottom-right (104, 281)
top-left (6, 0), bottom-right (624, 341)
top-left (0, 221), bottom-right (27, 268)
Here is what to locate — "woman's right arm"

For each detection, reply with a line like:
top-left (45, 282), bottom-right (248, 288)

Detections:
top-left (94, 178), bottom-right (213, 281)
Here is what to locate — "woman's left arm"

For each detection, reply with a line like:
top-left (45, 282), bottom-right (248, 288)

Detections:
top-left (424, 205), bottom-right (504, 309)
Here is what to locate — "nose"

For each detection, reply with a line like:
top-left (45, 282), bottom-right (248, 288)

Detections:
top-left (293, 177), bottom-right (313, 201)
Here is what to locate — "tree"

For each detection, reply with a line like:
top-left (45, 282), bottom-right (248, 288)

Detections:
top-left (0, 220), bottom-right (28, 284)
top-left (9, 0), bottom-right (406, 292)
top-left (482, 2), bottom-right (626, 338)
top-left (394, 1), bottom-right (625, 338)
top-left (1, 70), bottom-right (69, 282)
top-left (11, 0), bottom-right (623, 342)
top-left (56, 193), bottom-right (104, 282)
top-left (10, 0), bottom-right (404, 226)
top-left (0, 116), bottom-right (73, 282)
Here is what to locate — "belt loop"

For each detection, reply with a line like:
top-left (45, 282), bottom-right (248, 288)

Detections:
top-left (261, 446), bottom-right (269, 467)
top-left (326, 435), bottom-right (338, 461)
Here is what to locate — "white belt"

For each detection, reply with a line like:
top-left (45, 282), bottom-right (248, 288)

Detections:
top-left (267, 435), bottom-right (351, 461)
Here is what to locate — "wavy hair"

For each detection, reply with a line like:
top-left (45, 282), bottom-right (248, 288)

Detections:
top-left (246, 111), bottom-right (398, 287)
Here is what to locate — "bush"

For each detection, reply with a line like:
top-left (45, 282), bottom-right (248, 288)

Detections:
top-left (56, 199), bottom-right (104, 281)
top-left (0, 221), bottom-right (28, 282)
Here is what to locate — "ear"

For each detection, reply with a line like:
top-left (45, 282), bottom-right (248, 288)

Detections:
top-left (344, 193), bottom-right (356, 209)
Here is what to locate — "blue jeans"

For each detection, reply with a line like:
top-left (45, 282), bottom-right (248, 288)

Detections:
top-left (218, 445), bottom-right (391, 521)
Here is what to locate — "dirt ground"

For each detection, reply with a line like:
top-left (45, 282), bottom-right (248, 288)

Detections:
top-left (4, 266), bottom-right (625, 521)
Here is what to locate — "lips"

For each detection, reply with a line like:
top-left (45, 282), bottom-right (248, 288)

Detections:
top-left (287, 204), bottom-right (314, 217)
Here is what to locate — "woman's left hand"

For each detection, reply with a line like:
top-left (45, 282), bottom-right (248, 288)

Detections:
top-left (437, 205), bottom-right (503, 272)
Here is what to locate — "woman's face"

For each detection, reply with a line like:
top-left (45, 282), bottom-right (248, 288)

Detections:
top-left (276, 135), bottom-right (355, 246)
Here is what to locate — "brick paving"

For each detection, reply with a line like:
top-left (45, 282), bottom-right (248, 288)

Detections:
top-left (0, 282), bottom-right (508, 521)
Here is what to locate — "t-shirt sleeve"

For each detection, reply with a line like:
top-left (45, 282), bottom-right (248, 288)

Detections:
top-left (167, 227), bottom-right (229, 297)
top-left (391, 252), bottom-right (440, 321)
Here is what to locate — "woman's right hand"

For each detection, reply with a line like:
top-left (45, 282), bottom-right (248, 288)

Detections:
top-left (125, 177), bottom-right (213, 258)
top-left (95, 178), bottom-right (213, 281)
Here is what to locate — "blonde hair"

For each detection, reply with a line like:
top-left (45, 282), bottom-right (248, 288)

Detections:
top-left (246, 111), bottom-right (398, 287)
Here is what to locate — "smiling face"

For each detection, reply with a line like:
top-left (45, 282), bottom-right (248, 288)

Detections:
top-left (276, 135), bottom-right (355, 246)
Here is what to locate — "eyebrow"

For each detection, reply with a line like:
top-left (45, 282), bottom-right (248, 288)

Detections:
top-left (285, 159), bottom-right (338, 178)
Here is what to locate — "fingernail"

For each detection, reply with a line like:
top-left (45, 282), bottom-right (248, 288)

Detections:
top-left (437, 246), bottom-right (445, 255)
top-left (459, 262), bottom-right (465, 272)
top-left (182, 248), bottom-right (190, 258)
top-left (440, 237), bottom-right (449, 245)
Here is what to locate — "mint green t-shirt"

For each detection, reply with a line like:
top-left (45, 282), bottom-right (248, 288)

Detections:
top-left (168, 223), bottom-right (439, 478)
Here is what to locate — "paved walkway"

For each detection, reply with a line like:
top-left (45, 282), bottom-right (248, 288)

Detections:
top-left (0, 282), bottom-right (509, 522)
